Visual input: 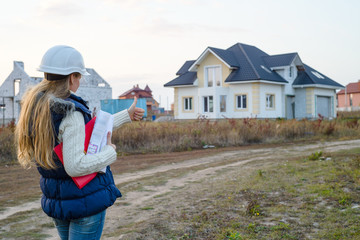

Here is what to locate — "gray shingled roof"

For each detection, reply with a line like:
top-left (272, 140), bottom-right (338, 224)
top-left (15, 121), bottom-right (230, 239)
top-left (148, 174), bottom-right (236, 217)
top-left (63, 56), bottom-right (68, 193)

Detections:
top-left (224, 43), bottom-right (287, 83)
top-left (262, 53), bottom-right (298, 68)
top-left (208, 47), bottom-right (239, 68)
top-left (164, 71), bottom-right (197, 87)
top-left (176, 60), bottom-right (196, 75)
top-left (293, 64), bottom-right (344, 88)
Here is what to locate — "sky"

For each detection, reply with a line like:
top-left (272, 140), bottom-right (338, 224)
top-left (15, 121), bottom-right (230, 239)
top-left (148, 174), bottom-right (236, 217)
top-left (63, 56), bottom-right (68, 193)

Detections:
top-left (0, 0), bottom-right (359, 110)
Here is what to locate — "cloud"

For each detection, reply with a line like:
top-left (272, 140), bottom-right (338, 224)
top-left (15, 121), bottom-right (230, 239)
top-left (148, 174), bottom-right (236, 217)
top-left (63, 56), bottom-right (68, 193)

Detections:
top-left (129, 17), bottom-right (248, 37)
top-left (99, 0), bottom-right (148, 8)
top-left (37, 0), bottom-right (83, 18)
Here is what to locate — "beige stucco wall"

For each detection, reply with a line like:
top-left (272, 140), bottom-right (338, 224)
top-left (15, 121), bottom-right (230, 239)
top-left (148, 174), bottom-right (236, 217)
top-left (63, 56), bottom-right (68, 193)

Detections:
top-left (252, 82), bottom-right (260, 114)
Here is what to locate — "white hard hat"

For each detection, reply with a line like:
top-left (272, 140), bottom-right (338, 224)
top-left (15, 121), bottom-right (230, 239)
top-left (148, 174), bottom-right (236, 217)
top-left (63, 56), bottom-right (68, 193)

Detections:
top-left (37, 45), bottom-right (90, 76)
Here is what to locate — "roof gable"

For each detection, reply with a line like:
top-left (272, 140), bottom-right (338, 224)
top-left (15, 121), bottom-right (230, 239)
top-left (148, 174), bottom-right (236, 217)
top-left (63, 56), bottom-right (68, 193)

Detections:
top-left (188, 47), bottom-right (239, 71)
top-left (81, 68), bottom-right (110, 87)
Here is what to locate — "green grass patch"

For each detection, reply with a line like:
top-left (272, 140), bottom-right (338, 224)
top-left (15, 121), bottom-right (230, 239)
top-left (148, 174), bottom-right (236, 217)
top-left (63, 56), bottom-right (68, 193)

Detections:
top-left (140, 206), bottom-right (154, 211)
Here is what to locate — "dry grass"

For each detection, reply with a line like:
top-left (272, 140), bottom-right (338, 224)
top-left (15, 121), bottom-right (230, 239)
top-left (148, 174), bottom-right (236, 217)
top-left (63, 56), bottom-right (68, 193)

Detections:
top-left (112, 117), bottom-right (360, 154)
top-left (2, 116), bottom-right (360, 163)
top-left (0, 126), bottom-right (17, 164)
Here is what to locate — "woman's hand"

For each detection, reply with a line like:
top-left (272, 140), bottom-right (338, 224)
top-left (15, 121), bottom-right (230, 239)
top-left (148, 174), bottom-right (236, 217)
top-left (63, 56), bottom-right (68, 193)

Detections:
top-left (128, 97), bottom-right (145, 121)
top-left (106, 132), bottom-right (116, 150)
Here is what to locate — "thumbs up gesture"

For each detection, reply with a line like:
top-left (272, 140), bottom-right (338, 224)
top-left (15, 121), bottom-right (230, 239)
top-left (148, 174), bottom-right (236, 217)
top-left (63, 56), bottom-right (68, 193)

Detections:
top-left (128, 97), bottom-right (145, 121)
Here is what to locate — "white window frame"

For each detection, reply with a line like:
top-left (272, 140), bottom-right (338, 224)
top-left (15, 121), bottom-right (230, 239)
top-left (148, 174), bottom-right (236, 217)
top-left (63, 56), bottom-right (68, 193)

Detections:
top-left (203, 96), bottom-right (214, 113)
top-left (235, 94), bottom-right (247, 110)
top-left (266, 94), bottom-right (275, 109)
top-left (204, 65), bottom-right (222, 87)
top-left (183, 97), bottom-right (193, 111)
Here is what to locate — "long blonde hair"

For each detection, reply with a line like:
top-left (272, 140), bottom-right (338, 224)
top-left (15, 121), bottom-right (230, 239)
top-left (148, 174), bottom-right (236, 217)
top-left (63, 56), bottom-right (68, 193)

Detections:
top-left (15, 75), bottom-right (73, 169)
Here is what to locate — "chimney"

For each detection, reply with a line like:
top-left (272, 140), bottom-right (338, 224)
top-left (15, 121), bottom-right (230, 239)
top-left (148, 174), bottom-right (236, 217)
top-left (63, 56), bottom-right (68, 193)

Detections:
top-left (14, 61), bottom-right (24, 70)
top-left (137, 84), bottom-right (139, 88)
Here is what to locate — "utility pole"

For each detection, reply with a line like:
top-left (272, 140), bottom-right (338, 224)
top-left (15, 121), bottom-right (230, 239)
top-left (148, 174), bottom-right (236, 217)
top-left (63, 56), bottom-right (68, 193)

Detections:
top-left (345, 85), bottom-right (347, 111)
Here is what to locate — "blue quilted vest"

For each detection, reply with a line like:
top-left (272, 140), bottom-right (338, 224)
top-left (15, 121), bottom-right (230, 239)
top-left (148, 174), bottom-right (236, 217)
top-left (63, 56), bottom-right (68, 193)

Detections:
top-left (37, 94), bottom-right (122, 221)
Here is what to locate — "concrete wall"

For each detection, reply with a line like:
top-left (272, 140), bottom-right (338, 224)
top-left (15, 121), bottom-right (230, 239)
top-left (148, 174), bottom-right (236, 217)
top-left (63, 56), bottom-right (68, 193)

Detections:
top-left (294, 88), bottom-right (307, 119)
top-left (258, 83), bottom-right (284, 118)
top-left (175, 87), bottom-right (198, 119)
top-left (76, 85), bottom-right (112, 114)
top-left (0, 62), bottom-right (40, 125)
top-left (175, 81), bottom-right (284, 119)
top-left (294, 87), bottom-right (336, 119)
top-left (0, 62), bottom-right (113, 125)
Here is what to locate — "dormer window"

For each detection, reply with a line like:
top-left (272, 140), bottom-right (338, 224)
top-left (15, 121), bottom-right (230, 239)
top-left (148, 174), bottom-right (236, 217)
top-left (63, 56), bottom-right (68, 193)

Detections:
top-left (311, 71), bottom-right (325, 79)
top-left (98, 83), bottom-right (105, 87)
top-left (261, 65), bottom-right (271, 74)
top-left (205, 66), bottom-right (221, 87)
top-left (289, 66), bottom-right (293, 77)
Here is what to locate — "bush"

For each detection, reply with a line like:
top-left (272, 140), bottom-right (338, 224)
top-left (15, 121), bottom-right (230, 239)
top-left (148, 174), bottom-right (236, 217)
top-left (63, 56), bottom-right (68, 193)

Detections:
top-left (0, 126), bottom-right (17, 164)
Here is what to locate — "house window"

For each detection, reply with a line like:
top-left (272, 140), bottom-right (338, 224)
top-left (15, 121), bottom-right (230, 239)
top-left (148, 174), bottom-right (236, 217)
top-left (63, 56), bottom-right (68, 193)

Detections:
top-left (350, 94), bottom-right (353, 106)
top-left (14, 79), bottom-right (21, 96)
top-left (184, 97), bottom-right (192, 111)
top-left (236, 94), bottom-right (247, 109)
top-left (203, 96), bottom-right (213, 113)
top-left (205, 66), bottom-right (221, 87)
top-left (266, 94), bottom-right (275, 109)
top-left (220, 95), bottom-right (226, 112)
top-left (289, 66), bottom-right (293, 77)
top-left (98, 83), bottom-right (105, 87)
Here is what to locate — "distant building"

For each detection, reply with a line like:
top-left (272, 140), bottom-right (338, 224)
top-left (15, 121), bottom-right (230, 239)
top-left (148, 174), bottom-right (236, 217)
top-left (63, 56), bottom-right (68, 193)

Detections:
top-left (0, 61), bottom-right (112, 125)
top-left (337, 80), bottom-right (360, 111)
top-left (119, 84), bottom-right (159, 113)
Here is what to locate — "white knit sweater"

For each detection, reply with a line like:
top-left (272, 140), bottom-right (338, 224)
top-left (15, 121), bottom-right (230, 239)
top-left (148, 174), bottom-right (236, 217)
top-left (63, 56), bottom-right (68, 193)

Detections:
top-left (58, 110), bottom-right (131, 177)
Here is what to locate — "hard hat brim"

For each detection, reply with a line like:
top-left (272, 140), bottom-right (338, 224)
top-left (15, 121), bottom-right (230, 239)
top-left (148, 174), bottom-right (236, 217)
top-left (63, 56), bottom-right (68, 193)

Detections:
top-left (37, 66), bottom-right (91, 76)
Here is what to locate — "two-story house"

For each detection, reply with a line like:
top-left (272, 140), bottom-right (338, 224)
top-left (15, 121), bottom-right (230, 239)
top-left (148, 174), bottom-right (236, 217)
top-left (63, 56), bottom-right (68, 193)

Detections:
top-left (164, 43), bottom-right (343, 119)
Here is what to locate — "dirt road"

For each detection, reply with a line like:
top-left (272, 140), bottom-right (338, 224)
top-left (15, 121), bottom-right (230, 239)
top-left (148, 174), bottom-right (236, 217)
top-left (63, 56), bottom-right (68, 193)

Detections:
top-left (1, 139), bottom-right (360, 239)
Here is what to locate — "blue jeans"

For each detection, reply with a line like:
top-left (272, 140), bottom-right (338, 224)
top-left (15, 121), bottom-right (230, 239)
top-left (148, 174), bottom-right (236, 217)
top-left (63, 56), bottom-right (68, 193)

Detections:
top-left (53, 210), bottom-right (106, 240)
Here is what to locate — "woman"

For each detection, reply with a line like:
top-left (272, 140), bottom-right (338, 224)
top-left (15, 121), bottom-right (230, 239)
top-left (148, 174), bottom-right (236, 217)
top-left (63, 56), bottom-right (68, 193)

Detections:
top-left (15, 45), bottom-right (144, 239)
